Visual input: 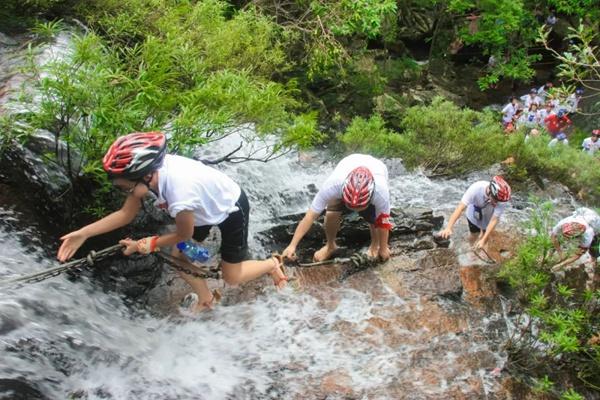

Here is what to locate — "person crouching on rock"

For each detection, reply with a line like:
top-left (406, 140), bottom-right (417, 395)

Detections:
top-left (438, 176), bottom-right (511, 249)
top-left (57, 132), bottom-right (287, 313)
top-left (550, 216), bottom-right (598, 274)
top-left (281, 154), bottom-right (393, 262)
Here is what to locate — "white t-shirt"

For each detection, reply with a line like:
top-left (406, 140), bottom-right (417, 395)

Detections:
top-left (582, 137), bottom-right (600, 154)
top-left (520, 94), bottom-right (543, 109)
top-left (310, 154), bottom-right (391, 229)
top-left (518, 111), bottom-right (538, 128)
top-left (501, 103), bottom-right (518, 124)
top-left (155, 154), bottom-right (241, 226)
top-left (565, 94), bottom-right (581, 113)
top-left (552, 216), bottom-right (594, 248)
top-left (460, 181), bottom-right (507, 230)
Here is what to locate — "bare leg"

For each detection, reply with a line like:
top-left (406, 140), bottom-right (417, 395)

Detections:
top-left (314, 211), bottom-right (342, 261)
top-left (367, 223), bottom-right (379, 258)
top-left (172, 247), bottom-right (213, 312)
top-left (221, 257), bottom-right (286, 289)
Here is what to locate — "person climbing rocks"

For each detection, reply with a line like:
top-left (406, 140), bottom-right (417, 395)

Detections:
top-left (550, 215), bottom-right (598, 274)
top-left (566, 87), bottom-right (584, 113)
top-left (57, 132), bottom-right (287, 313)
top-left (281, 154), bottom-right (392, 263)
top-left (544, 109), bottom-right (572, 137)
top-left (438, 176), bottom-right (511, 250)
top-left (582, 129), bottom-right (600, 154)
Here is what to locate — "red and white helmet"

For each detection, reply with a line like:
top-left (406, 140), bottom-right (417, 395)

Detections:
top-left (489, 175), bottom-right (511, 202)
top-left (103, 132), bottom-right (167, 180)
top-left (562, 222), bottom-right (586, 238)
top-left (342, 167), bottom-right (375, 209)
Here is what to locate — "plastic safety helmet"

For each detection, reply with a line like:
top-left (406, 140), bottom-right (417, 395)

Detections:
top-left (102, 132), bottom-right (167, 180)
top-left (489, 175), bottom-right (511, 202)
top-left (576, 87), bottom-right (584, 95)
top-left (342, 167), bottom-right (375, 209)
top-left (592, 129), bottom-right (600, 137)
top-left (562, 222), bottom-right (586, 238)
top-left (557, 109), bottom-right (567, 118)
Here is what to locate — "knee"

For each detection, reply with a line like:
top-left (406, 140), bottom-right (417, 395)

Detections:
top-left (221, 264), bottom-right (242, 285)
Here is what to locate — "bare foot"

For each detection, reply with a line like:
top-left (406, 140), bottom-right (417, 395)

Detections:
top-left (270, 255), bottom-right (288, 289)
top-left (313, 245), bottom-right (338, 262)
top-left (367, 245), bottom-right (378, 259)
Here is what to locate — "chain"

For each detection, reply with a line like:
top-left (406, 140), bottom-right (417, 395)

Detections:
top-left (0, 244), bottom-right (124, 287)
top-left (292, 252), bottom-right (376, 268)
top-left (155, 252), bottom-right (220, 280)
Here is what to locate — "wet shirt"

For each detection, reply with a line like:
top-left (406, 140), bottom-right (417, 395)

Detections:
top-left (155, 154), bottom-right (241, 226)
top-left (581, 137), bottom-right (600, 154)
top-left (520, 94), bottom-right (543, 109)
top-left (310, 154), bottom-right (392, 229)
top-left (460, 181), bottom-right (506, 230)
top-left (552, 216), bottom-right (594, 249)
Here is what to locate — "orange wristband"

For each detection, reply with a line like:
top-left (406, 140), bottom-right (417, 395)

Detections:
top-left (137, 236), bottom-right (159, 254)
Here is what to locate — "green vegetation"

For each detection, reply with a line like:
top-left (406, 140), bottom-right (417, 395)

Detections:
top-left (500, 201), bottom-right (600, 399)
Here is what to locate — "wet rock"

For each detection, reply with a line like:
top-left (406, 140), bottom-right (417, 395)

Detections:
top-left (257, 207), bottom-right (445, 261)
top-left (319, 370), bottom-right (355, 397)
top-left (0, 378), bottom-right (47, 400)
top-left (459, 264), bottom-right (500, 302)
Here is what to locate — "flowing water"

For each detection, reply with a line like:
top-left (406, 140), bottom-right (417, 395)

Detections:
top-left (0, 30), bottom-right (580, 400)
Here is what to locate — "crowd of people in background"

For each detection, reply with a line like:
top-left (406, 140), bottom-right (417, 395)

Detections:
top-left (499, 83), bottom-right (598, 153)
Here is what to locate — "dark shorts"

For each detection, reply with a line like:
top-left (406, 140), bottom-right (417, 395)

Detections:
top-left (326, 201), bottom-right (376, 224)
top-left (192, 189), bottom-right (249, 264)
top-left (589, 235), bottom-right (600, 259)
top-left (467, 217), bottom-right (485, 234)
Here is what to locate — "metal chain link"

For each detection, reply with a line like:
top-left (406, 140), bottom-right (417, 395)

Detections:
top-left (155, 252), bottom-right (220, 280)
top-left (0, 244), bottom-right (124, 287)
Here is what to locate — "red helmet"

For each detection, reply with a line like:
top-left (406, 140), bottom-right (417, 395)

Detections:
top-left (103, 132), bottom-right (167, 180)
top-left (489, 175), bottom-right (511, 202)
top-left (562, 222), bottom-right (586, 238)
top-left (592, 129), bottom-right (600, 137)
top-left (342, 167), bottom-right (375, 209)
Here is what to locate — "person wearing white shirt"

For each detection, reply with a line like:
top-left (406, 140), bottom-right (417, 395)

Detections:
top-left (58, 132), bottom-right (288, 314)
top-left (438, 176), bottom-right (511, 250)
top-left (501, 97), bottom-right (520, 126)
top-left (520, 88), bottom-right (543, 109)
top-left (282, 154), bottom-right (393, 262)
top-left (582, 129), bottom-right (600, 154)
top-left (551, 216), bottom-right (598, 272)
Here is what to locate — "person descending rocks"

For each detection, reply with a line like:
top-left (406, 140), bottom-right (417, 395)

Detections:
top-left (582, 129), bottom-right (600, 155)
top-left (439, 176), bottom-right (511, 250)
top-left (57, 132), bottom-right (287, 313)
top-left (550, 214), bottom-right (598, 275)
top-left (281, 154), bottom-right (392, 262)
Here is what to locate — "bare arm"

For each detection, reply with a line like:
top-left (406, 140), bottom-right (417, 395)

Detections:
top-left (377, 228), bottom-right (391, 260)
top-left (57, 195), bottom-right (141, 261)
top-left (281, 209), bottom-right (320, 259)
top-left (439, 202), bottom-right (467, 239)
top-left (120, 210), bottom-right (196, 255)
top-left (476, 215), bottom-right (499, 248)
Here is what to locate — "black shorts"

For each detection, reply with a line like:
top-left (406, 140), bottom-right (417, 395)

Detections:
top-left (467, 217), bottom-right (485, 233)
top-left (325, 201), bottom-right (376, 224)
top-left (192, 189), bottom-right (249, 264)
top-left (589, 235), bottom-right (600, 259)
